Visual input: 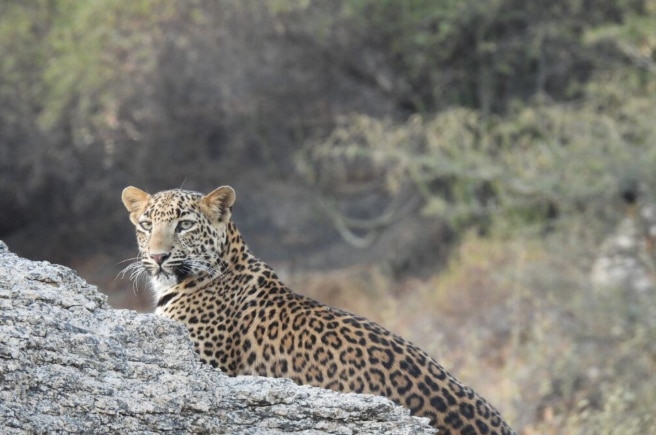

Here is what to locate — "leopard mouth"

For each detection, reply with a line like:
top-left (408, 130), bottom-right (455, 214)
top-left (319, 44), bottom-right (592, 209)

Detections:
top-left (149, 264), bottom-right (189, 285)
top-left (145, 261), bottom-right (174, 278)
top-left (167, 262), bottom-right (193, 280)
top-left (146, 257), bottom-right (203, 283)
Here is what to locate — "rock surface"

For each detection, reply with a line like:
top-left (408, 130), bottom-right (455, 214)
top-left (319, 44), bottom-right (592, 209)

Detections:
top-left (590, 204), bottom-right (656, 294)
top-left (0, 241), bottom-right (434, 434)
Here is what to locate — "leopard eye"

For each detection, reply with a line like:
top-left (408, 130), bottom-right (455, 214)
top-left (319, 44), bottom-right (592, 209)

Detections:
top-left (177, 220), bottom-right (194, 232)
top-left (139, 220), bottom-right (153, 231)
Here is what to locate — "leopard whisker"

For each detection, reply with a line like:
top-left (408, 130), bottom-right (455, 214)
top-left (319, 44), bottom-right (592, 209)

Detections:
top-left (116, 256), bottom-right (141, 266)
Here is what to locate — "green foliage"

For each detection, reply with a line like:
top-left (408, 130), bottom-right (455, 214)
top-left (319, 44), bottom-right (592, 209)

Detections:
top-left (0, 0), bottom-right (183, 243)
top-left (0, 1), bottom-right (54, 232)
top-left (293, 0), bottom-right (656, 234)
top-left (267, 0), bottom-right (312, 14)
top-left (297, 89), bottom-right (656, 235)
top-left (39, 1), bottom-right (175, 130)
top-left (326, 0), bottom-right (651, 112)
top-left (0, 4), bottom-right (36, 104)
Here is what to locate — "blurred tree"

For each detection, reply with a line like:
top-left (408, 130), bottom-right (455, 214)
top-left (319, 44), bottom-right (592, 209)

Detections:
top-left (276, 0), bottom-right (650, 114)
top-left (0, 0), bottom-right (654, 259)
top-left (290, 0), bottom-right (656, 238)
top-left (0, 1), bottom-right (51, 234)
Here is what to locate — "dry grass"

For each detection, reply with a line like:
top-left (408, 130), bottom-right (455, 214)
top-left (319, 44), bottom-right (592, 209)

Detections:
top-left (287, 231), bottom-right (656, 433)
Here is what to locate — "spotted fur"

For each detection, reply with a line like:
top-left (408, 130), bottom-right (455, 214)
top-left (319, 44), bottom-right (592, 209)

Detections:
top-left (121, 186), bottom-right (515, 434)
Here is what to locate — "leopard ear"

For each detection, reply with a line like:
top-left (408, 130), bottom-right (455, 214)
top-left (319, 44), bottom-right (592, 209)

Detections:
top-left (200, 186), bottom-right (236, 224)
top-left (122, 186), bottom-right (150, 225)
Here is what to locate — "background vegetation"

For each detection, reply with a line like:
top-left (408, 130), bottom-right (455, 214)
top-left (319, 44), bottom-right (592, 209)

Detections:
top-left (2, 0), bottom-right (655, 432)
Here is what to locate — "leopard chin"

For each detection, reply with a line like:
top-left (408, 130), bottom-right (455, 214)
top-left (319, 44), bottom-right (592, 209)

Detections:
top-left (149, 272), bottom-right (178, 299)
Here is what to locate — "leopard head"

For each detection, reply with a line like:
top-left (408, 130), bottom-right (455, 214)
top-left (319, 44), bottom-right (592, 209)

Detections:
top-left (121, 186), bottom-right (236, 297)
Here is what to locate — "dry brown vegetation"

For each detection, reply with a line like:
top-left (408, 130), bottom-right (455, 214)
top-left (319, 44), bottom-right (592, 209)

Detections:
top-left (289, 227), bottom-right (656, 433)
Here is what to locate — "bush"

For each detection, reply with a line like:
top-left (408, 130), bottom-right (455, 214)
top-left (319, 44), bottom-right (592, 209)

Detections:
top-left (296, 92), bottom-right (656, 238)
top-left (277, 0), bottom-right (650, 113)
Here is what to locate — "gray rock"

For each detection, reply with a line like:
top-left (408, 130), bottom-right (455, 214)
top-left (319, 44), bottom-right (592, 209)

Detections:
top-left (0, 243), bottom-right (434, 434)
top-left (590, 205), bottom-right (656, 294)
top-left (590, 202), bottom-right (656, 316)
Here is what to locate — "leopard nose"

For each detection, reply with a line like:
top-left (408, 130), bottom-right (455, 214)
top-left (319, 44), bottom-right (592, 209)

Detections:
top-left (150, 252), bottom-right (170, 265)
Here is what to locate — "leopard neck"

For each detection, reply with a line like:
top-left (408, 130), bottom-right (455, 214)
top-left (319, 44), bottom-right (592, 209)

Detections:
top-left (222, 220), bottom-right (256, 269)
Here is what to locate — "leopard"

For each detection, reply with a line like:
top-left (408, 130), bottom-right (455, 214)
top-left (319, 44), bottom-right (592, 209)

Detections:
top-left (121, 185), bottom-right (515, 434)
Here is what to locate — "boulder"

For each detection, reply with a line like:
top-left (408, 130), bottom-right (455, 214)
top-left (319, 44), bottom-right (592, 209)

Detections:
top-left (0, 241), bottom-right (434, 434)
